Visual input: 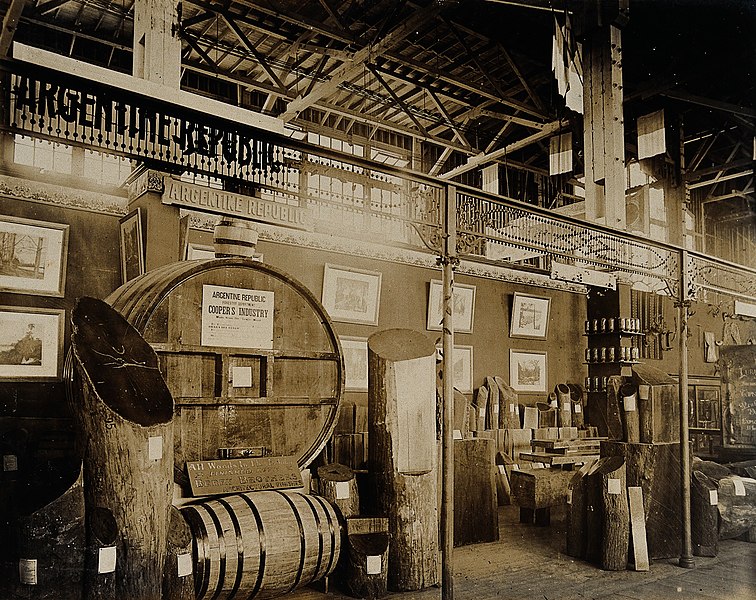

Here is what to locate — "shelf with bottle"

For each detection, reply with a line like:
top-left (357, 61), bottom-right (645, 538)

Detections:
top-left (583, 318), bottom-right (644, 336)
top-left (584, 346), bottom-right (641, 363)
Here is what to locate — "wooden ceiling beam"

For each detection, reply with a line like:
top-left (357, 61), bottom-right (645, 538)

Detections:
top-left (427, 87), bottom-right (471, 149)
top-left (0, 0), bottom-right (26, 56)
top-left (662, 90), bottom-right (755, 118)
top-left (367, 66), bottom-right (430, 137)
top-left (36, 0), bottom-right (72, 17)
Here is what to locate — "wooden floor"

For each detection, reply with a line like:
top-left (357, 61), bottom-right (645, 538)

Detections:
top-left (296, 505), bottom-right (756, 600)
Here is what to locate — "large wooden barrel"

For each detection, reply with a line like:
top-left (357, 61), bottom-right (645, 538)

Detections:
top-left (181, 490), bottom-right (341, 600)
top-left (105, 258), bottom-right (343, 473)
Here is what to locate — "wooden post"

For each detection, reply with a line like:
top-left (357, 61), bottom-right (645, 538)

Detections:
top-left (691, 471), bottom-right (718, 557)
top-left (678, 250), bottom-right (694, 568)
top-left (84, 506), bottom-right (119, 599)
top-left (162, 506), bottom-right (195, 600)
top-left (368, 329), bottom-right (439, 591)
top-left (71, 297), bottom-right (174, 600)
top-left (317, 463), bottom-right (360, 520)
top-left (627, 487), bottom-right (650, 571)
top-left (601, 459), bottom-right (629, 571)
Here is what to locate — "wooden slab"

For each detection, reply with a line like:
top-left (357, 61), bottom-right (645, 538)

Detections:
top-left (510, 468), bottom-right (575, 509)
top-left (454, 438), bottom-right (498, 546)
top-left (628, 486), bottom-right (649, 571)
top-left (519, 452), bottom-right (600, 466)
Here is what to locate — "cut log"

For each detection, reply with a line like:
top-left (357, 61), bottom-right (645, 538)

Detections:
top-left (14, 459), bottom-right (85, 599)
top-left (692, 457), bottom-right (732, 481)
top-left (70, 296), bottom-right (174, 600)
top-left (620, 383), bottom-right (640, 443)
top-left (495, 376), bottom-right (520, 429)
top-left (565, 462), bottom-right (595, 559)
top-left (473, 386), bottom-right (488, 432)
top-left (627, 486), bottom-right (649, 571)
top-left (536, 402), bottom-right (556, 428)
top-left (84, 506), bottom-right (119, 600)
top-left (163, 506), bottom-right (195, 600)
top-left (521, 405), bottom-right (538, 429)
top-left (503, 428), bottom-right (533, 461)
top-left (485, 376), bottom-right (500, 430)
top-left (691, 470), bottom-right (719, 557)
top-left (344, 518), bottom-right (389, 600)
top-left (584, 456), bottom-right (624, 565)
top-left (602, 376), bottom-right (624, 440)
top-left (367, 329), bottom-right (438, 591)
top-left (600, 459), bottom-right (629, 571)
top-left (495, 451), bottom-right (513, 506)
top-left (317, 463), bottom-right (360, 520)
top-left (453, 388), bottom-right (471, 438)
top-left (717, 475), bottom-right (756, 540)
top-left (454, 438), bottom-right (498, 546)
top-left (555, 383), bottom-right (572, 428)
top-left (632, 364), bottom-right (679, 443)
top-left (567, 383), bottom-right (585, 429)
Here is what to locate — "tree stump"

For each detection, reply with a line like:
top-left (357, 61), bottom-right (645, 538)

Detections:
top-left (367, 329), bottom-right (438, 591)
top-left (473, 386), bottom-right (488, 432)
top-left (600, 459), bottom-right (629, 570)
top-left (717, 475), bottom-right (756, 540)
top-left (565, 462), bottom-right (594, 558)
top-left (620, 383), bottom-right (640, 443)
top-left (70, 297), bottom-right (174, 600)
top-left (317, 463), bottom-right (360, 520)
top-left (691, 470), bottom-right (718, 557)
top-left (343, 518), bottom-right (389, 599)
top-left (568, 383), bottom-right (585, 429)
top-left (485, 376), bottom-right (500, 430)
top-left (495, 376), bottom-right (519, 429)
top-left (162, 506), bottom-right (195, 600)
top-left (584, 456), bottom-right (624, 565)
top-left (84, 506), bottom-right (119, 600)
top-left (555, 383), bottom-right (572, 428)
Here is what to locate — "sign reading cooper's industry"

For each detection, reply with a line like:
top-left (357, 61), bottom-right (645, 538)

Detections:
top-left (163, 179), bottom-right (312, 230)
top-left (201, 284), bottom-right (274, 349)
top-left (186, 456), bottom-right (302, 496)
top-left (6, 71), bottom-right (284, 180)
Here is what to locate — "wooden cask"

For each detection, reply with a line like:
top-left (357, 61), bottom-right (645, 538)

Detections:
top-left (105, 258), bottom-right (343, 474)
top-left (181, 490), bottom-right (340, 600)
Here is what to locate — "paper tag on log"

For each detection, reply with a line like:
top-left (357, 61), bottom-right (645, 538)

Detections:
top-left (607, 478), bottom-right (622, 494)
top-left (567, 489), bottom-right (573, 504)
top-left (98, 546), bottom-right (117, 574)
top-left (512, 463), bottom-right (520, 470)
top-left (733, 478), bottom-right (746, 496)
top-left (709, 490), bottom-right (718, 505)
top-left (494, 404), bottom-right (499, 413)
top-left (574, 404), bottom-right (582, 413)
top-left (563, 402), bottom-right (570, 412)
top-left (498, 464), bottom-right (506, 474)
top-left (231, 366), bottom-right (253, 388)
top-left (453, 429), bottom-right (462, 440)
top-left (533, 462), bottom-right (544, 469)
top-left (148, 436), bottom-right (163, 460)
top-left (336, 480), bottom-right (350, 499)
top-left (638, 385), bottom-right (650, 400)
top-left (479, 407), bottom-right (485, 418)
top-left (19, 559), bottom-right (37, 585)
top-left (623, 395), bottom-right (637, 412)
top-left (177, 553), bottom-right (193, 577)
top-left (515, 405), bottom-right (520, 414)
top-left (509, 403), bottom-right (515, 412)
top-left (3, 454), bottom-right (18, 471)
top-left (366, 555), bottom-right (381, 575)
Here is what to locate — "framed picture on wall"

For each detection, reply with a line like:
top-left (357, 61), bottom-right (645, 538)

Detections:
top-left (0, 216), bottom-right (69, 297)
top-left (340, 336), bottom-right (369, 391)
top-left (509, 349), bottom-right (547, 393)
top-left (427, 280), bottom-right (476, 333)
top-left (119, 208), bottom-right (145, 284)
top-left (322, 264), bottom-right (382, 325)
top-left (437, 344), bottom-right (474, 393)
top-left (510, 292), bottom-right (550, 339)
top-left (0, 306), bottom-right (65, 381)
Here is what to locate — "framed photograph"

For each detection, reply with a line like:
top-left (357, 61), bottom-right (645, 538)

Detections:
top-left (322, 264), bottom-right (382, 325)
top-left (0, 306), bottom-right (65, 381)
top-left (510, 292), bottom-right (551, 339)
top-left (0, 216), bottom-right (69, 297)
top-left (119, 208), bottom-right (145, 284)
top-left (451, 345), bottom-right (473, 393)
top-left (427, 280), bottom-right (476, 333)
top-left (340, 336), bottom-right (368, 391)
top-left (509, 349), bottom-right (547, 393)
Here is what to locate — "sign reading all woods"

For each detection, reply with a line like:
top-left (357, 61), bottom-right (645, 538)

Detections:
top-left (201, 284), bottom-right (274, 349)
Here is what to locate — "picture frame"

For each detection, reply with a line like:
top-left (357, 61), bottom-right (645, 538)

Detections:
top-left (0, 306), bottom-right (65, 381)
top-left (427, 280), bottom-right (476, 333)
top-left (0, 215), bottom-right (69, 297)
top-left (340, 336), bottom-right (369, 391)
top-left (509, 292), bottom-right (551, 339)
top-left (509, 349), bottom-right (547, 393)
top-left (119, 208), bottom-right (145, 284)
top-left (322, 264), bottom-right (382, 325)
top-left (451, 344), bottom-right (473, 393)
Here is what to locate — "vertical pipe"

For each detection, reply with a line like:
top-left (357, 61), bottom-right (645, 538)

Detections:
top-left (678, 250), bottom-right (694, 568)
top-left (441, 184), bottom-right (456, 600)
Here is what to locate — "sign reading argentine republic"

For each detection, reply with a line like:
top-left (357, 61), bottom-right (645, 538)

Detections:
top-left (201, 284), bottom-right (274, 349)
top-left (163, 179), bottom-right (312, 230)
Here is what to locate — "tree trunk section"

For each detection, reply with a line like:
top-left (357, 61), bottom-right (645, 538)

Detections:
top-left (473, 386), bottom-right (488, 432)
top-left (84, 506), bottom-right (119, 600)
top-left (70, 297), bottom-right (174, 600)
top-left (555, 383), bottom-right (572, 428)
top-left (584, 456), bottom-right (624, 564)
top-left (601, 459), bottom-right (629, 570)
top-left (568, 383), bottom-right (585, 429)
top-left (565, 462), bottom-right (594, 558)
top-left (367, 329), bottom-right (438, 591)
top-left (162, 506), bottom-right (195, 600)
top-left (317, 463), bottom-right (360, 520)
top-left (495, 377), bottom-right (519, 429)
top-left (691, 470), bottom-right (718, 557)
top-left (343, 518), bottom-right (389, 600)
top-left (620, 383), bottom-right (640, 443)
top-left (485, 376), bottom-right (500, 430)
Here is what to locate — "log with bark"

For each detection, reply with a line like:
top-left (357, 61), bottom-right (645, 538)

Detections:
top-left (70, 297), bottom-right (174, 600)
top-left (632, 364), bottom-right (679, 443)
top-left (691, 470), bottom-right (719, 557)
top-left (84, 506), bottom-right (119, 600)
top-left (555, 383), bottom-right (572, 428)
top-left (717, 475), bottom-right (756, 540)
top-left (565, 462), bottom-right (595, 559)
top-left (620, 383), bottom-right (640, 443)
top-left (584, 456), bottom-right (624, 565)
top-left (162, 506), bottom-right (195, 600)
top-left (485, 376), bottom-right (500, 431)
top-left (454, 438), bottom-right (498, 546)
top-left (317, 462), bottom-right (360, 520)
top-left (495, 376), bottom-right (520, 429)
top-left (367, 329), bottom-right (438, 591)
top-left (473, 386), bottom-right (488, 432)
top-left (343, 518), bottom-right (389, 599)
top-left (567, 383), bottom-right (585, 429)
top-left (600, 458), bottom-right (629, 570)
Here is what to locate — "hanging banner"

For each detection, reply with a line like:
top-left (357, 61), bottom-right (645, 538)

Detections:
top-left (201, 285), bottom-right (274, 349)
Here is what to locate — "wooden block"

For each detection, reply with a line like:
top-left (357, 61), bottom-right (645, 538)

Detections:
top-left (521, 405), bottom-right (538, 429)
top-left (503, 428), bottom-right (532, 461)
top-left (535, 427), bottom-right (559, 440)
top-left (337, 403), bottom-right (356, 433)
top-left (632, 364), bottom-right (680, 443)
top-left (510, 467), bottom-right (575, 510)
top-left (628, 486), bottom-right (650, 571)
top-left (558, 427), bottom-right (578, 440)
top-left (454, 438), bottom-right (498, 546)
top-left (519, 452), bottom-right (599, 466)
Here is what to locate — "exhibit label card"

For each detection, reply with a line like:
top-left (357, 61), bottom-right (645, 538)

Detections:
top-left (186, 456), bottom-right (302, 496)
top-left (201, 285), bottom-right (274, 349)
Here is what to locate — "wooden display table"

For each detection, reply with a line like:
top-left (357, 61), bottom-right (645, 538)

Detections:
top-left (520, 437), bottom-right (604, 467)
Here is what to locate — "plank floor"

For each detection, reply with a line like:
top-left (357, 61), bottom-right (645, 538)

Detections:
top-left (294, 504), bottom-right (755, 600)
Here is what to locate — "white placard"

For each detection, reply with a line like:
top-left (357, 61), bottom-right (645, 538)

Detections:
top-left (3, 454), bottom-right (18, 471)
top-left (494, 404), bottom-right (499, 413)
top-left (733, 478), bottom-right (746, 496)
top-left (366, 555), bottom-right (381, 575)
top-left (478, 407), bottom-right (485, 418)
top-left (567, 488), bottom-right (573, 504)
top-left (709, 490), bottom-right (718, 505)
top-left (574, 404), bottom-right (582, 413)
top-left (335, 481), bottom-right (350, 499)
top-left (515, 405), bottom-right (520, 414)
top-left (148, 436), bottom-right (163, 461)
top-left (562, 402), bottom-right (570, 412)
top-left (509, 403), bottom-right (516, 412)
top-left (201, 285), bottom-right (274, 349)
top-left (177, 553), bottom-right (193, 577)
top-left (512, 463), bottom-right (520, 470)
top-left (231, 366), bottom-right (253, 388)
top-left (623, 395), bottom-right (637, 412)
top-left (453, 429), bottom-right (463, 440)
top-left (19, 558), bottom-right (37, 585)
top-left (98, 546), bottom-right (117, 574)
top-left (498, 464), bottom-right (506, 474)
top-left (533, 462), bottom-right (544, 469)
top-left (607, 478), bottom-right (621, 494)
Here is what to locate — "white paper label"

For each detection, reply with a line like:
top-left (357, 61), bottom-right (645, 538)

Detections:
top-left (515, 405), bottom-right (520, 414)
top-left (201, 284), bottom-right (274, 349)
top-left (19, 559), bottom-right (37, 585)
top-left (607, 478), bottom-right (621, 495)
top-left (3, 454), bottom-right (18, 471)
top-left (231, 366), bottom-right (253, 388)
top-left (98, 546), bottom-right (117, 574)
top-left (509, 403), bottom-right (515, 412)
top-left (623, 395), bottom-right (637, 412)
top-left (709, 490), bottom-right (718, 505)
top-left (574, 404), bottom-right (582, 413)
top-left (336, 481), bottom-right (350, 499)
top-left (563, 402), bottom-right (570, 412)
top-left (733, 478), bottom-right (746, 496)
top-left (453, 429), bottom-right (463, 440)
top-left (177, 553), bottom-right (193, 577)
top-left (494, 404), bottom-right (499, 413)
top-left (498, 464), bottom-right (506, 474)
top-left (366, 555), bottom-right (381, 575)
top-left (512, 463), bottom-right (520, 470)
top-left (638, 385), bottom-right (650, 400)
top-left (148, 436), bottom-right (163, 460)
top-left (533, 462), bottom-right (544, 469)
top-left (567, 489), bottom-right (573, 504)
top-left (479, 407), bottom-right (485, 418)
